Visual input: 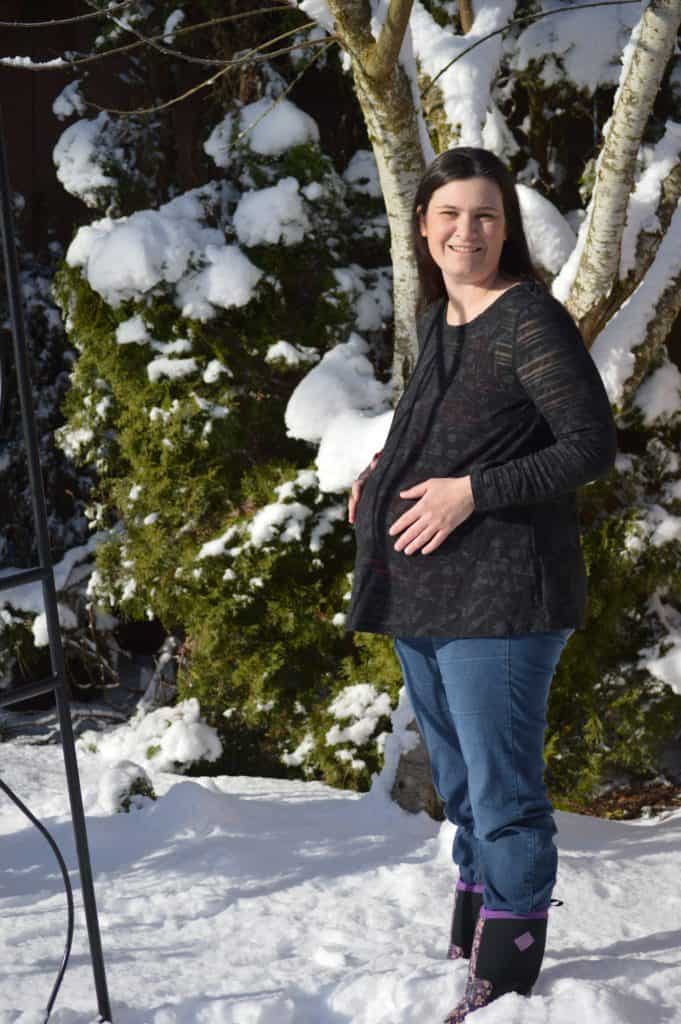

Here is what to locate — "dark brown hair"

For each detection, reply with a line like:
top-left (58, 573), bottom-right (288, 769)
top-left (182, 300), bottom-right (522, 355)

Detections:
top-left (412, 147), bottom-right (540, 311)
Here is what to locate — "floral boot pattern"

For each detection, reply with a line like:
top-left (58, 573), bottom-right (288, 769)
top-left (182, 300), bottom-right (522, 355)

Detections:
top-left (444, 918), bottom-right (493, 1022)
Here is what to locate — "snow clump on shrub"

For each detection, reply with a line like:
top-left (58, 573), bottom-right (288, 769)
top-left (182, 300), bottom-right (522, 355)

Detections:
top-left (77, 698), bottom-right (222, 774)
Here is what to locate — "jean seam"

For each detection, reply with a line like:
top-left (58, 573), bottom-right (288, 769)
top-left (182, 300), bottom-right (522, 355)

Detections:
top-left (506, 636), bottom-right (519, 811)
top-left (524, 828), bottom-right (535, 914)
top-left (508, 635), bottom-right (532, 913)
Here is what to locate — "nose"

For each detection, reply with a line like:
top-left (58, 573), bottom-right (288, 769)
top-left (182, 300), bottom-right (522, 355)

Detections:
top-left (454, 213), bottom-right (479, 239)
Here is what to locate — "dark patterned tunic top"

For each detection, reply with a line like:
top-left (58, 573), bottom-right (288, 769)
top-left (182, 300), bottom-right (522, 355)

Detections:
top-left (345, 280), bottom-right (617, 639)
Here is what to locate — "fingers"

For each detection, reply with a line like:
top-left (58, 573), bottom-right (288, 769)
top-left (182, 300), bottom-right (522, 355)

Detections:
top-left (399, 481), bottom-right (429, 498)
top-left (420, 529), bottom-right (448, 555)
top-left (394, 522), bottom-right (439, 554)
top-left (390, 480), bottom-right (430, 534)
top-left (348, 479), bottom-right (362, 523)
top-left (388, 507), bottom-right (420, 538)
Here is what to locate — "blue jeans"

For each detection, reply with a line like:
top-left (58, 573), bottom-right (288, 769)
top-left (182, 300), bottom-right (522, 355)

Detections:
top-left (393, 631), bottom-right (572, 915)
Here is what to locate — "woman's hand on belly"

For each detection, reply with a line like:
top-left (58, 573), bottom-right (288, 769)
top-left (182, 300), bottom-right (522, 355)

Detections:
top-left (388, 476), bottom-right (475, 555)
top-left (348, 449), bottom-right (383, 524)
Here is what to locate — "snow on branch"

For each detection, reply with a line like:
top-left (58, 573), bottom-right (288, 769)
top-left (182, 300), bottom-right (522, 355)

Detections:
top-left (421, 0), bottom-right (641, 98)
top-left (591, 201), bottom-right (681, 407)
top-left (566, 0), bottom-right (681, 337)
top-left (102, 6), bottom-right (320, 70)
top-left (0, 56), bottom-right (68, 69)
top-left (620, 122), bottom-right (681, 279)
top-left (0, 6), bottom-right (311, 73)
top-left (0, 1), bottom-right (134, 29)
top-left (411, 0), bottom-right (514, 148)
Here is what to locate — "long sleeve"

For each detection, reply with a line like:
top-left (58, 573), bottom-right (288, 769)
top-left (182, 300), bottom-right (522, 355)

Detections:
top-left (469, 293), bottom-right (617, 511)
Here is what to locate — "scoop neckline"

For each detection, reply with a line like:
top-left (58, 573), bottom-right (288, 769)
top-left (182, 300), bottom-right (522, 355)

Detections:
top-left (442, 280), bottom-right (531, 330)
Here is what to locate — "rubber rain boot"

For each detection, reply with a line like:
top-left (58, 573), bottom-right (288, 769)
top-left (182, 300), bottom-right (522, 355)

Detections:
top-left (443, 911), bottom-right (548, 1022)
top-left (447, 882), bottom-right (484, 960)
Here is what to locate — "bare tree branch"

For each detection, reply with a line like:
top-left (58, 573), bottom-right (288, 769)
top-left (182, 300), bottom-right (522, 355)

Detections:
top-left (458, 0), bottom-right (475, 34)
top-left (83, 37), bottom-right (336, 119)
top-left (366, 0), bottom-right (415, 81)
top-left (0, 1), bottom-right (134, 29)
top-left (99, 8), bottom-right (319, 70)
top-left (83, 63), bottom-right (233, 117)
top-left (0, 6), bottom-right (304, 71)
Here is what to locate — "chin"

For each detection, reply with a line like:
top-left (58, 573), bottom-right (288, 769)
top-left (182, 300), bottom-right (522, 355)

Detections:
top-left (445, 267), bottom-right (492, 283)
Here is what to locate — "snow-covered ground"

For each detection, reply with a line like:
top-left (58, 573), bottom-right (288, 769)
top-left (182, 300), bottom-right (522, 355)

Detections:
top-left (1, 736), bottom-right (681, 1024)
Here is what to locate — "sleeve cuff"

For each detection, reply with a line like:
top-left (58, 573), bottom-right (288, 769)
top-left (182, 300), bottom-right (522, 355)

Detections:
top-left (469, 466), bottom-right (496, 512)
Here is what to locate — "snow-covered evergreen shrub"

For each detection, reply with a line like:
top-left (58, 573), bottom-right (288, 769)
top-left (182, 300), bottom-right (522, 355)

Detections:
top-left (538, 338), bottom-right (681, 802)
top-left (279, 632), bottom-right (405, 789)
top-left (96, 760), bottom-right (157, 814)
top-left (0, 241), bottom-right (112, 695)
top-left (78, 697), bottom-right (221, 774)
top-left (56, 84), bottom-right (397, 784)
top-left (54, 110), bottom-right (166, 217)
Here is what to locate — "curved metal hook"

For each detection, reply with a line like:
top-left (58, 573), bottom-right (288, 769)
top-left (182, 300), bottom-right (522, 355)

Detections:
top-left (0, 777), bottom-right (74, 1022)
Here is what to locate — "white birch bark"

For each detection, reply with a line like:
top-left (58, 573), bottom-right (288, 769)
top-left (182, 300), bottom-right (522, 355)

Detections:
top-left (566, 0), bottom-right (681, 339)
top-left (322, 0), bottom-right (439, 815)
top-left (326, 0), bottom-right (426, 394)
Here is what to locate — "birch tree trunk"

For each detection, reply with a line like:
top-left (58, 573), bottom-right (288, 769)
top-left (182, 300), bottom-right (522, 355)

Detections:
top-left (323, 1), bottom-right (442, 817)
top-left (326, 0), bottom-right (425, 394)
top-left (566, 0), bottom-right (681, 343)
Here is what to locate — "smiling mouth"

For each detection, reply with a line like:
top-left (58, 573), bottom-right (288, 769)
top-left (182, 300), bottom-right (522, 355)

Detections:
top-left (448, 245), bottom-right (482, 253)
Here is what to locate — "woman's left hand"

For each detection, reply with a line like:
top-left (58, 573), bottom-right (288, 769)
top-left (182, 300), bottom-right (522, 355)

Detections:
top-left (389, 476), bottom-right (475, 555)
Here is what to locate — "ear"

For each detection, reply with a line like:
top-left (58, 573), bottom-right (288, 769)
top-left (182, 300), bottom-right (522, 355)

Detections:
top-left (417, 206), bottom-right (427, 238)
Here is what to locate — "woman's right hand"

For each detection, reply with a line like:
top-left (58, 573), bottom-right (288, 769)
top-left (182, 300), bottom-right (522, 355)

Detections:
top-left (348, 450), bottom-right (383, 524)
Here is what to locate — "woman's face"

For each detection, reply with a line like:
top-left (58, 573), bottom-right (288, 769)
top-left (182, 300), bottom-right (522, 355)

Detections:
top-left (419, 176), bottom-right (507, 287)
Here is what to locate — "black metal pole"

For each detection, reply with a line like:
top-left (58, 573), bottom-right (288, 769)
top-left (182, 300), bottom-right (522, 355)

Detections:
top-left (0, 105), bottom-right (113, 1023)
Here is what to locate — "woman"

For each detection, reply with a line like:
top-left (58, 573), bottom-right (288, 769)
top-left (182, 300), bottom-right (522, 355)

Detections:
top-left (345, 147), bottom-right (617, 1021)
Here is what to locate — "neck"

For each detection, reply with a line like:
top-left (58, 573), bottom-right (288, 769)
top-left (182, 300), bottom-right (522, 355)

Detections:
top-left (444, 271), bottom-right (513, 325)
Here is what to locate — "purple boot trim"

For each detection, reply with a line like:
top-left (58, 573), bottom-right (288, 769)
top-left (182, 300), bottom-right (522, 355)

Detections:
top-left (481, 907), bottom-right (548, 921)
top-left (456, 881), bottom-right (485, 894)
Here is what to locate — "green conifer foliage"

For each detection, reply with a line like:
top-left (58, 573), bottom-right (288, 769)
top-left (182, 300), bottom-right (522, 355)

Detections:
top-left (547, 405), bottom-right (681, 804)
top-left (55, 95), bottom-right (399, 785)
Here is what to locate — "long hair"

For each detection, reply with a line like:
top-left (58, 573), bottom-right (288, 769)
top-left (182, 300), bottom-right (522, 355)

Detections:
top-left (412, 147), bottom-right (540, 312)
